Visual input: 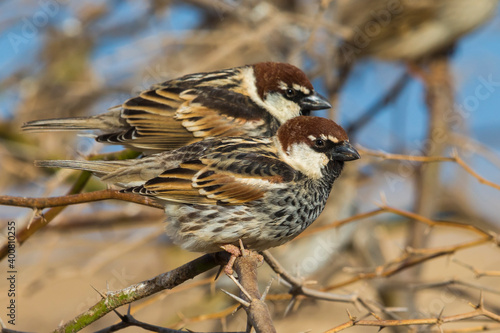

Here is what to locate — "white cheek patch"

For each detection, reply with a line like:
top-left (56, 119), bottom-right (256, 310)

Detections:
top-left (279, 141), bottom-right (328, 180)
top-left (242, 71), bottom-right (300, 124)
top-left (264, 93), bottom-right (302, 124)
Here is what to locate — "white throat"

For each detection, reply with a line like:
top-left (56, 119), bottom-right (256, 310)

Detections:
top-left (242, 67), bottom-right (302, 125)
top-left (274, 137), bottom-right (328, 180)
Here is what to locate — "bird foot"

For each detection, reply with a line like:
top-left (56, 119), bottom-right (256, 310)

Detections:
top-left (220, 243), bottom-right (245, 275)
top-left (220, 240), bottom-right (262, 275)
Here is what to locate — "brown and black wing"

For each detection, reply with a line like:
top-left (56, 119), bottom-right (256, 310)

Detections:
top-left (125, 138), bottom-right (297, 205)
top-left (97, 81), bottom-right (276, 152)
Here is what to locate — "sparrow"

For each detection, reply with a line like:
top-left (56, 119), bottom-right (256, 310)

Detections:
top-left (336, 0), bottom-right (498, 62)
top-left (22, 62), bottom-right (332, 152)
top-left (35, 116), bottom-right (360, 256)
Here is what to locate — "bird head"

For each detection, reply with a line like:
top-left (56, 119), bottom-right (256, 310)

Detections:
top-left (276, 116), bottom-right (360, 179)
top-left (252, 62), bottom-right (332, 125)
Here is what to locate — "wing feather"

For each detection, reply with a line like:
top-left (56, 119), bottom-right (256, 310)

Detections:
top-left (125, 140), bottom-right (296, 205)
top-left (97, 84), bottom-right (273, 150)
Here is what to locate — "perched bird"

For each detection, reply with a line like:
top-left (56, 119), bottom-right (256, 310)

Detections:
top-left (35, 116), bottom-right (360, 256)
top-left (336, 0), bottom-right (498, 62)
top-left (23, 62), bottom-right (331, 152)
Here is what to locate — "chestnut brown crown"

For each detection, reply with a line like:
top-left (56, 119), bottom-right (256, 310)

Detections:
top-left (277, 116), bottom-right (349, 151)
top-left (253, 62), bottom-right (314, 98)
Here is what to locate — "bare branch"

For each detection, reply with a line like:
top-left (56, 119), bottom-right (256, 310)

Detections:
top-left (0, 189), bottom-right (163, 210)
top-left (54, 253), bottom-right (227, 332)
top-left (358, 147), bottom-right (500, 191)
top-left (325, 306), bottom-right (500, 333)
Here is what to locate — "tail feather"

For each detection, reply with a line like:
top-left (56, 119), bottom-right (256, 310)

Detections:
top-left (34, 160), bottom-right (130, 178)
top-left (22, 117), bottom-right (107, 132)
top-left (22, 108), bottom-right (124, 132)
top-left (34, 159), bottom-right (156, 187)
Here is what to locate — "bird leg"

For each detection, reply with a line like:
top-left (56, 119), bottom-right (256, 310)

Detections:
top-left (220, 243), bottom-right (245, 275)
top-left (220, 241), bottom-right (264, 276)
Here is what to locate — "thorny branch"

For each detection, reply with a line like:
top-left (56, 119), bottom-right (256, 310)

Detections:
top-left (358, 147), bottom-right (500, 191)
top-left (54, 253), bottom-right (227, 332)
top-left (323, 205), bottom-right (497, 291)
top-left (325, 297), bottom-right (500, 333)
top-left (230, 250), bottom-right (276, 333)
top-left (0, 188), bottom-right (163, 260)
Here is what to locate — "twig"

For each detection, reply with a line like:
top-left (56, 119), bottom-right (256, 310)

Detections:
top-left (169, 304), bottom-right (239, 330)
top-left (323, 205), bottom-right (495, 291)
top-left (324, 306), bottom-right (500, 332)
top-left (262, 251), bottom-right (356, 303)
top-left (346, 72), bottom-right (411, 136)
top-left (53, 252), bottom-right (228, 332)
top-left (296, 208), bottom-right (385, 239)
top-left (0, 189), bottom-right (163, 261)
top-left (452, 150), bottom-right (500, 191)
top-left (453, 259), bottom-right (500, 278)
top-left (0, 189), bottom-right (163, 210)
top-left (0, 171), bottom-right (91, 260)
top-left (231, 251), bottom-right (276, 333)
top-left (358, 147), bottom-right (455, 163)
top-left (94, 304), bottom-right (245, 333)
top-left (358, 147), bottom-right (500, 191)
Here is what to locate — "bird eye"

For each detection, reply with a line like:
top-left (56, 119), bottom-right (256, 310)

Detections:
top-left (314, 139), bottom-right (325, 148)
top-left (285, 89), bottom-right (296, 98)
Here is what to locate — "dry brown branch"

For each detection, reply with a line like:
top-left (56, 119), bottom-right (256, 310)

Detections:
top-left (325, 302), bottom-right (500, 332)
top-left (325, 249), bottom-right (451, 291)
top-left (0, 189), bottom-right (163, 210)
top-left (93, 304), bottom-right (246, 333)
top-left (54, 252), bottom-right (228, 332)
top-left (170, 304), bottom-right (239, 330)
top-left (230, 250), bottom-right (276, 333)
top-left (358, 146), bottom-right (455, 162)
top-left (358, 147), bottom-right (500, 191)
top-left (0, 171), bottom-right (90, 260)
top-left (0, 189), bottom-right (163, 260)
top-left (296, 208), bottom-right (385, 239)
top-left (346, 72), bottom-right (411, 135)
top-left (409, 278), bottom-right (500, 295)
top-left (322, 205), bottom-right (496, 291)
top-left (113, 275), bottom-right (221, 329)
top-left (453, 259), bottom-right (500, 278)
top-left (381, 205), bottom-right (493, 239)
top-left (440, 323), bottom-right (500, 332)
top-left (452, 150), bottom-right (500, 191)
top-left (262, 251), bottom-right (357, 304)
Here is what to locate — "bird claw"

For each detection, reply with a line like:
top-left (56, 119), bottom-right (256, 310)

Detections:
top-left (220, 240), bottom-right (263, 275)
top-left (220, 243), bottom-right (245, 275)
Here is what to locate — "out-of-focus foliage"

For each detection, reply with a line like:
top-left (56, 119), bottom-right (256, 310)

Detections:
top-left (1, 1), bottom-right (500, 332)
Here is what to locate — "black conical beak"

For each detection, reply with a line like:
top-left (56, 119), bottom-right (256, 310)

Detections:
top-left (299, 91), bottom-right (332, 111)
top-left (332, 141), bottom-right (360, 161)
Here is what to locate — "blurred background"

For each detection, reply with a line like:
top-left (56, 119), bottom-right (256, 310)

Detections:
top-left (1, 0), bottom-right (500, 331)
